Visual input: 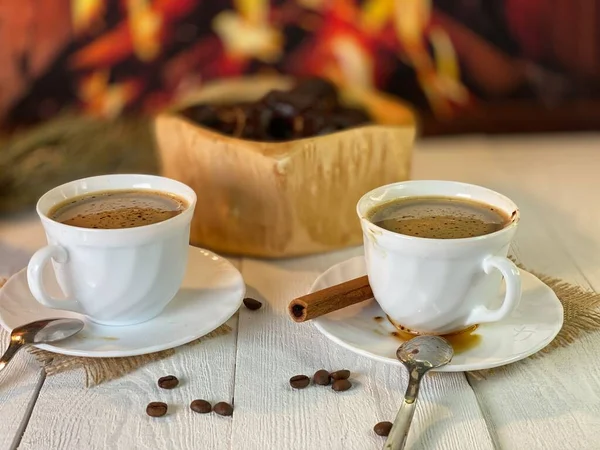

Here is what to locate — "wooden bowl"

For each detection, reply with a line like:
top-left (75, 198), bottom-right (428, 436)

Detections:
top-left (154, 76), bottom-right (416, 258)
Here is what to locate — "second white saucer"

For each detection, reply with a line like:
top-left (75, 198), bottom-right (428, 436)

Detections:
top-left (0, 246), bottom-right (245, 358)
top-left (312, 256), bottom-right (563, 372)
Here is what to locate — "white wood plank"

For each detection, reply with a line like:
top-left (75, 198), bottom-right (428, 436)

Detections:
top-left (231, 253), bottom-right (494, 450)
top-left (0, 213), bottom-right (54, 450)
top-left (18, 319), bottom-right (238, 450)
top-left (415, 135), bottom-right (600, 449)
top-left (0, 328), bottom-right (45, 450)
top-left (17, 260), bottom-right (241, 450)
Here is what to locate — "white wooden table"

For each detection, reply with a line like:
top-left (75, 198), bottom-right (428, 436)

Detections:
top-left (1, 134), bottom-right (600, 450)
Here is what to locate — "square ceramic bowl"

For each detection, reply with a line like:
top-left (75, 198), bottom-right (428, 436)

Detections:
top-left (153, 76), bottom-right (416, 258)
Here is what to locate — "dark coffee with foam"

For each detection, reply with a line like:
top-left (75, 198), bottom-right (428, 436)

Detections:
top-left (49, 189), bottom-right (187, 229)
top-left (368, 196), bottom-right (510, 239)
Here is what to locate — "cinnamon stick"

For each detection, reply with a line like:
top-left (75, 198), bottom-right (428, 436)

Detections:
top-left (288, 275), bottom-right (373, 323)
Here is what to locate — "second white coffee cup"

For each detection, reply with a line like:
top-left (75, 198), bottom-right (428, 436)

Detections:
top-left (357, 180), bottom-right (522, 335)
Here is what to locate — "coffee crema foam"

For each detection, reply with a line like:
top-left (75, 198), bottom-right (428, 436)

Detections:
top-left (49, 189), bottom-right (187, 229)
top-left (368, 196), bottom-right (510, 239)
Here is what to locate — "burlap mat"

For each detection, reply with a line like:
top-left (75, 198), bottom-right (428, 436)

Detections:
top-left (27, 324), bottom-right (232, 387)
top-left (1, 261), bottom-right (599, 386)
top-left (513, 265), bottom-right (600, 353)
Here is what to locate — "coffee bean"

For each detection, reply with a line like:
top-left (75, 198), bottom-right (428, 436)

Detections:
top-left (331, 107), bottom-right (370, 129)
top-left (290, 374), bottom-right (310, 389)
top-left (262, 90), bottom-right (310, 117)
top-left (240, 104), bottom-right (272, 141)
top-left (295, 110), bottom-right (329, 138)
top-left (292, 78), bottom-right (339, 112)
top-left (157, 375), bottom-right (179, 389)
top-left (330, 370), bottom-right (350, 380)
top-left (374, 421), bottom-right (393, 437)
top-left (182, 104), bottom-right (220, 128)
top-left (190, 399), bottom-right (212, 414)
top-left (146, 402), bottom-right (167, 417)
top-left (332, 379), bottom-right (352, 392)
top-left (313, 369), bottom-right (331, 386)
top-left (214, 402), bottom-right (234, 416)
top-left (266, 115), bottom-right (295, 140)
top-left (214, 106), bottom-right (240, 135)
top-left (243, 297), bottom-right (262, 311)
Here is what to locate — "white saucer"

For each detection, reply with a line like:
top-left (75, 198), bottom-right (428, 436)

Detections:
top-left (312, 256), bottom-right (563, 372)
top-left (0, 246), bottom-right (245, 358)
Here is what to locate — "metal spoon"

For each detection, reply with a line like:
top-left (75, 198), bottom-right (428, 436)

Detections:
top-left (383, 335), bottom-right (454, 450)
top-left (0, 319), bottom-right (84, 373)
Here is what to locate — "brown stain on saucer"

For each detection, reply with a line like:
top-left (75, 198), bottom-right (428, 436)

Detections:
top-left (71, 333), bottom-right (119, 342)
top-left (374, 315), bottom-right (481, 355)
top-left (389, 325), bottom-right (481, 355)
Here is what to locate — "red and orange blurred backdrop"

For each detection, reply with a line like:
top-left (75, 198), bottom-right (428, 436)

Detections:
top-left (1, 0), bottom-right (599, 135)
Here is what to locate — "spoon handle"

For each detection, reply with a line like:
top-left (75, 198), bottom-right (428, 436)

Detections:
top-left (383, 371), bottom-right (424, 450)
top-left (0, 341), bottom-right (24, 373)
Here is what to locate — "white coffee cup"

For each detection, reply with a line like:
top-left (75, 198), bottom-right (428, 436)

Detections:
top-left (357, 180), bottom-right (521, 335)
top-left (27, 174), bottom-right (197, 326)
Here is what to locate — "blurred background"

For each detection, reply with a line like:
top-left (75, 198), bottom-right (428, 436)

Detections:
top-left (3, 0), bottom-right (600, 132)
top-left (1, 0), bottom-right (599, 212)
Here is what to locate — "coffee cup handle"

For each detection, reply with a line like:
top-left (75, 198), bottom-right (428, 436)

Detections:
top-left (27, 245), bottom-right (82, 313)
top-left (467, 256), bottom-right (522, 325)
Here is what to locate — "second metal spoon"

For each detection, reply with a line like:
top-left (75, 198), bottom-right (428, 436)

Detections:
top-left (383, 335), bottom-right (454, 450)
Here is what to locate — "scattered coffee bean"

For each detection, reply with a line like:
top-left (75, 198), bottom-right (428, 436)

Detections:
top-left (190, 399), bottom-right (212, 414)
top-left (313, 369), bottom-right (331, 386)
top-left (243, 297), bottom-right (262, 311)
top-left (146, 402), bottom-right (168, 417)
top-left (290, 374), bottom-right (311, 389)
top-left (214, 402), bottom-right (234, 416)
top-left (332, 379), bottom-right (352, 392)
top-left (374, 421), bottom-right (393, 437)
top-left (157, 375), bottom-right (179, 389)
top-left (330, 370), bottom-right (350, 380)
